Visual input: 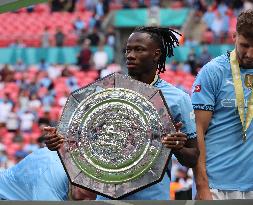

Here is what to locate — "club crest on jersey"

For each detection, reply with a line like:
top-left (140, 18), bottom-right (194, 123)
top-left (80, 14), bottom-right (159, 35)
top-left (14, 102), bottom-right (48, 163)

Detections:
top-left (194, 85), bottom-right (201, 92)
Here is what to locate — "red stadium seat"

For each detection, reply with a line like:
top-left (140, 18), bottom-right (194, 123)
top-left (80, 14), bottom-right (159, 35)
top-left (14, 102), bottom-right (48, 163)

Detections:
top-left (0, 11), bottom-right (92, 47)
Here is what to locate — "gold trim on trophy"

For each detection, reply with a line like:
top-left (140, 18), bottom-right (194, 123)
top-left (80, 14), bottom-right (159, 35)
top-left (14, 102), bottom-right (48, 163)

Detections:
top-left (244, 74), bottom-right (253, 89)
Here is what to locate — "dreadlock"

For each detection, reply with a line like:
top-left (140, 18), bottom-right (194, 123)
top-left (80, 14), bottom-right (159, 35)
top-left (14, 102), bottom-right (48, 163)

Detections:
top-left (134, 26), bottom-right (181, 74)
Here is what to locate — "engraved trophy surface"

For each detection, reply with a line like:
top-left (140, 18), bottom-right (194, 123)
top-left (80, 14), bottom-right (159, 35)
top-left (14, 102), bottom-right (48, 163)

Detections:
top-left (57, 73), bottom-right (176, 198)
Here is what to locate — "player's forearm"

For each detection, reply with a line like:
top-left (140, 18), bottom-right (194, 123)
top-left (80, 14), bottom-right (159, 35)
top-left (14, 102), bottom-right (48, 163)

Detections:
top-left (173, 147), bottom-right (199, 168)
top-left (193, 132), bottom-right (209, 189)
top-left (193, 159), bottom-right (209, 188)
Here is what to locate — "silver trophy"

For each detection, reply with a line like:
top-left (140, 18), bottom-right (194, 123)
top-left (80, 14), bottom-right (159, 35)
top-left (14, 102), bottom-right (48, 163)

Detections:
top-left (57, 73), bottom-right (176, 198)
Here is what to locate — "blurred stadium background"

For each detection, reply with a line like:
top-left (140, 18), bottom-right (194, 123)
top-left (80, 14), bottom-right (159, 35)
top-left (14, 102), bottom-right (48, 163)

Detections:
top-left (0, 0), bottom-right (249, 200)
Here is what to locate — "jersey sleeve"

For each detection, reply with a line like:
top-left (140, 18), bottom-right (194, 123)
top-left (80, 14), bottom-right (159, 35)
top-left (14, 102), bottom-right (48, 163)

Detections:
top-left (191, 64), bottom-right (218, 112)
top-left (174, 93), bottom-right (196, 139)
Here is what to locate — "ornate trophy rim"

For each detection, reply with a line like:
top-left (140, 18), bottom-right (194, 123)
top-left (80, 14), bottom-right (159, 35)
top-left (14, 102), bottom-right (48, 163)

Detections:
top-left (57, 73), bottom-right (175, 198)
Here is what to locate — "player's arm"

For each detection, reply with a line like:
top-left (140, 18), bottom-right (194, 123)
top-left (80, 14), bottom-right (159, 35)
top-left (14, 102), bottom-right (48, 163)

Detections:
top-left (172, 135), bottom-right (199, 168)
top-left (193, 110), bottom-right (213, 200)
top-left (70, 185), bottom-right (97, 200)
top-left (163, 121), bottom-right (199, 168)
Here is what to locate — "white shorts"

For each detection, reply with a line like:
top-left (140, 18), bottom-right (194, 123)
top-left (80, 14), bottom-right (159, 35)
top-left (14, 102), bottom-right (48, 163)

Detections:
top-left (210, 189), bottom-right (253, 200)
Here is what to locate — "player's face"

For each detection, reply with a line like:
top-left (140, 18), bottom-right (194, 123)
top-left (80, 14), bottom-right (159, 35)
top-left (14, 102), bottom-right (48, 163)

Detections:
top-left (233, 33), bottom-right (253, 68)
top-left (125, 32), bottom-right (160, 77)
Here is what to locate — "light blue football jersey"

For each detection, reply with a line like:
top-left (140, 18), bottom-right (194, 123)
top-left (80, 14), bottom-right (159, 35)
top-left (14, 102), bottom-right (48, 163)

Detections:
top-left (192, 53), bottom-right (253, 191)
top-left (97, 78), bottom-right (197, 200)
top-left (0, 148), bottom-right (69, 200)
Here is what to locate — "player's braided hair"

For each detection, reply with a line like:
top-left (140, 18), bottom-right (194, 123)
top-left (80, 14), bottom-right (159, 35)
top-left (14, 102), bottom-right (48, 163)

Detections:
top-left (134, 26), bottom-right (181, 73)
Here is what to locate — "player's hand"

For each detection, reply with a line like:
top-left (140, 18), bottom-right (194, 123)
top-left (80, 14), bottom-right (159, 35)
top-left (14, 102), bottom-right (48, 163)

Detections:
top-left (44, 126), bottom-right (64, 151)
top-left (162, 122), bottom-right (187, 150)
top-left (195, 188), bottom-right (213, 200)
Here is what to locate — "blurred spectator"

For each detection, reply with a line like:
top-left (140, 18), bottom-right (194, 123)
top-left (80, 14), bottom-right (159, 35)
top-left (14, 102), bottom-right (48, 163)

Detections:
top-left (58, 91), bottom-right (68, 107)
top-left (19, 109), bottom-right (35, 132)
top-left (88, 13), bottom-right (100, 32)
top-left (12, 129), bottom-right (24, 143)
top-left (198, 46), bottom-right (212, 67)
top-left (100, 60), bottom-right (121, 78)
top-left (14, 149), bottom-right (28, 163)
top-left (170, 60), bottom-right (179, 72)
top-left (77, 39), bottom-right (92, 71)
top-left (26, 5), bottom-right (35, 13)
top-left (39, 72), bottom-right (52, 89)
top-left (138, 0), bottom-right (147, 8)
top-left (73, 16), bottom-right (86, 35)
top-left (202, 6), bottom-right (215, 29)
top-left (77, 28), bottom-right (88, 46)
top-left (47, 64), bottom-right (61, 80)
top-left (14, 59), bottom-right (27, 72)
top-left (41, 90), bottom-right (55, 107)
top-left (122, 0), bottom-right (131, 9)
top-left (217, 1), bottom-right (228, 16)
top-left (220, 10), bottom-right (230, 43)
top-left (230, 0), bottom-right (243, 15)
top-left (87, 27), bottom-right (100, 46)
top-left (85, 0), bottom-right (97, 11)
top-left (41, 27), bottom-right (51, 48)
top-left (0, 144), bottom-right (7, 170)
top-left (105, 25), bottom-right (116, 48)
top-left (62, 66), bottom-right (79, 91)
top-left (202, 28), bottom-right (214, 44)
top-left (23, 138), bottom-right (39, 154)
top-left (50, 0), bottom-right (68, 12)
top-left (184, 36), bottom-right (199, 47)
top-left (150, 0), bottom-right (160, 7)
top-left (95, 0), bottom-right (105, 19)
top-left (28, 94), bottom-right (42, 112)
top-left (192, 0), bottom-right (207, 16)
top-left (61, 65), bottom-right (71, 77)
top-left (211, 11), bottom-right (224, 43)
top-left (9, 39), bottom-right (26, 48)
top-left (65, 0), bottom-right (77, 12)
top-left (38, 59), bottom-right (49, 71)
top-left (19, 90), bottom-right (30, 111)
top-left (182, 62), bottom-right (191, 74)
top-left (66, 75), bottom-right (79, 92)
top-left (187, 49), bottom-right (197, 75)
top-left (6, 106), bottom-right (19, 133)
top-left (27, 79), bottom-right (39, 97)
top-left (0, 64), bottom-right (14, 82)
top-left (0, 94), bottom-right (13, 126)
top-left (103, 0), bottom-right (110, 15)
top-left (55, 27), bottom-right (65, 47)
top-left (93, 43), bottom-right (109, 72)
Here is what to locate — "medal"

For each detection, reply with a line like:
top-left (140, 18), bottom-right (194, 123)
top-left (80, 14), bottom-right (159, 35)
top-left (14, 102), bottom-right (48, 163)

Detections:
top-left (245, 74), bottom-right (253, 89)
top-left (230, 50), bottom-right (253, 142)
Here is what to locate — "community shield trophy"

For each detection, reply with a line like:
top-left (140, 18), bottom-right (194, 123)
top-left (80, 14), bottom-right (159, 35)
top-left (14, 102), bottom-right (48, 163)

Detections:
top-left (57, 73), bottom-right (176, 199)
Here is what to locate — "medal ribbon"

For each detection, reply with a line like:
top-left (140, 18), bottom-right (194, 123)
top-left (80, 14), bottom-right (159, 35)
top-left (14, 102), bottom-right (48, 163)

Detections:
top-left (230, 49), bottom-right (253, 142)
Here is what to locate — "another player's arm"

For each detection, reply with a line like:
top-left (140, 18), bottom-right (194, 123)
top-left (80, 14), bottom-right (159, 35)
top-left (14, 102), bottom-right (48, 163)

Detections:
top-left (162, 122), bottom-right (199, 168)
top-left (172, 136), bottom-right (199, 168)
top-left (44, 127), bottom-right (64, 151)
top-left (193, 110), bottom-right (213, 200)
top-left (70, 185), bottom-right (96, 200)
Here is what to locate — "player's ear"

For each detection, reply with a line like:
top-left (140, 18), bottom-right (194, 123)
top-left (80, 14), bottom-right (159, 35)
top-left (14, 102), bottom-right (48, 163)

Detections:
top-left (154, 49), bottom-right (161, 62)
